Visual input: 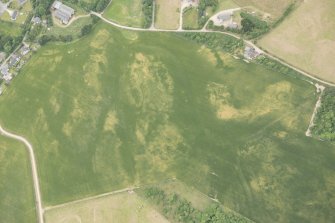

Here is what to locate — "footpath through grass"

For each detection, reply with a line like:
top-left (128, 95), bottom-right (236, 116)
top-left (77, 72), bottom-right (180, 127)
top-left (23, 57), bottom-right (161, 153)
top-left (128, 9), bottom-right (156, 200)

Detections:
top-left (0, 22), bottom-right (334, 223)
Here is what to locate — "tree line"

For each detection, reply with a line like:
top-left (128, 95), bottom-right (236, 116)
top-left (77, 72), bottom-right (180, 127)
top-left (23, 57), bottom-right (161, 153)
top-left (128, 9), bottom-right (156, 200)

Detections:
top-left (143, 187), bottom-right (252, 223)
top-left (312, 88), bottom-right (335, 141)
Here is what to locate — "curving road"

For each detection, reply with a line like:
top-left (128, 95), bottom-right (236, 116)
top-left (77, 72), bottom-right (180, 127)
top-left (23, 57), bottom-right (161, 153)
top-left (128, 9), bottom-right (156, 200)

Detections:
top-left (0, 126), bottom-right (44, 223)
top-left (91, 11), bottom-right (335, 87)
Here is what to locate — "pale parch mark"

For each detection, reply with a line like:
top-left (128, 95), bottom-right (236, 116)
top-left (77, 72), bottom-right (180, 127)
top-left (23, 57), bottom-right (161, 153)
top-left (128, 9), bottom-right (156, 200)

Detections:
top-left (103, 110), bottom-right (118, 133)
top-left (208, 81), bottom-right (295, 127)
top-left (90, 29), bottom-right (113, 49)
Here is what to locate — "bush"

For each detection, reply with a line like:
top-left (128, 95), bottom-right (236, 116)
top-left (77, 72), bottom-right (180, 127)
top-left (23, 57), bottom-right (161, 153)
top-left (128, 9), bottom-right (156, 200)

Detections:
top-left (142, 0), bottom-right (153, 28)
top-left (312, 89), bottom-right (335, 141)
top-left (240, 12), bottom-right (269, 39)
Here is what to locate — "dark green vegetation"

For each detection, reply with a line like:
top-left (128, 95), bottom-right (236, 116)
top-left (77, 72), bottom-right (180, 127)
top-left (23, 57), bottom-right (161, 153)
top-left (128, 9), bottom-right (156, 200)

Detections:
top-left (0, 136), bottom-right (36, 223)
top-left (255, 55), bottom-right (313, 82)
top-left (198, 0), bottom-right (218, 27)
top-left (180, 32), bottom-right (244, 55)
top-left (0, 23), bottom-right (335, 223)
top-left (312, 89), bottom-right (335, 141)
top-left (141, 187), bottom-right (251, 223)
top-left (142, 0), bottom-right (153, 28)
top-left (240, 12), bottom-right (269, 39)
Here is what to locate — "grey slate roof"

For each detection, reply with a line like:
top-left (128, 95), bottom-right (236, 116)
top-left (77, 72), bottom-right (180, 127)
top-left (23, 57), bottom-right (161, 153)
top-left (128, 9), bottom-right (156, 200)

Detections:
top-left (217, 12), bottom-right (231, 22)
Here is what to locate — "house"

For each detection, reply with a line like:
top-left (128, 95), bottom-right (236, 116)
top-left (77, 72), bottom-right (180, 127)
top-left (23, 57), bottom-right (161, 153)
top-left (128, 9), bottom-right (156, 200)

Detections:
top-left (0, 64), bottom-right (9, 76)
top-left (244, 46), bottom-right (260, 60)
top-left (20, 46), bottom-right (30, 56)
top-left (52, 1), bottom-right (75, 24)
top-left (217, 12), bottom-right (232, 23)
top-left (11, 10), bottom-right (18, 20)
top-left (8, 54), bottom-right (20, 67)
top-left (18, 0), bottom-right (27, 6)
top-left (32, 16), bottom-right (42, 24)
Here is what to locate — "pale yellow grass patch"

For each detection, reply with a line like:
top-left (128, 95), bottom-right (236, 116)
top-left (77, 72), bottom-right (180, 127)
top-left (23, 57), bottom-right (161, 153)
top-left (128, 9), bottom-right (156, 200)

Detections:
top-left (62, 122), bottom-right (72, 137)
top-left (155, 0), bottom-right (180, 29)
top-left (44, 192), bottom-right (169, 223)
top-left (90, 29), bottom-right (113, 49)
top-left (198, 46), bottom-right (216, 65)
top-left (259, 0), bottom-right (335, 83)
top-left (49, 96), bottom-right (60, 114)
top-left (103, 110), bottom-right (118, 132)
top-left (35, 108), bottom-right (49, 131)
top-left (208, 81), bottom-right (293, 120)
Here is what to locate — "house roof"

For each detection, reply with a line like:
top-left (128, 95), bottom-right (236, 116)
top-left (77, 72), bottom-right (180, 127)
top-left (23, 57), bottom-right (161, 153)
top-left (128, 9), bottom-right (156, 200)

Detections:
top-left (55, 9), bottom-right (71, 23)
top-left (59, 4), bottom-right (74, 16)
top-left (32, 16), bottom-right (41, 24)
top-left (217, 12), bottom-right (231, 21)
top-left (52, 1), bottom-right (62, 9)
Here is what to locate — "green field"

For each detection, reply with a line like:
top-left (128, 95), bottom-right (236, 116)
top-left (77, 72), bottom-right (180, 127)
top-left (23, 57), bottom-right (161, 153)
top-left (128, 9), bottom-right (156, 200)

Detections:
top-left (0, 21), bottom-right (335, 222)
top-left (183, 7), bottom-right (199, 29)
top-left (103, 0), bottom-right (144, 27)
top-left (0, 20), bottom-right (22, 36)
top-left (0, 135), bottom-right (36, 223)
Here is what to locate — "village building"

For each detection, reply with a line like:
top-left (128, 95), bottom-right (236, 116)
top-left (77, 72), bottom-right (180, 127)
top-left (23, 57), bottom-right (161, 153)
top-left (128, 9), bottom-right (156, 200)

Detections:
top-left (20, 46), bottom-right (30, 56)
top-left (8, 54), bottom-right (21, 67)
top-left (18, 0), bottom-right (27, 6)
top-left (11, 10), bottom-right (18, 20)
top-left (217, 12), bottom-right (232, 23)
top-left (0, 64), bottom-right (9, 75)
top-left (52, 1), bottom-right (75, 24)
top-left (32, 16), bottom-right (42, 24)
top-left (244, 46), bottom-right (260, 60)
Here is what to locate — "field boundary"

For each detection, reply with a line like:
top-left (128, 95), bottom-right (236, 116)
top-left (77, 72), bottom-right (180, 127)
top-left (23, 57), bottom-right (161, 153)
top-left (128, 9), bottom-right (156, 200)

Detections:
top-left (90, 11), bottom-right (335, 88)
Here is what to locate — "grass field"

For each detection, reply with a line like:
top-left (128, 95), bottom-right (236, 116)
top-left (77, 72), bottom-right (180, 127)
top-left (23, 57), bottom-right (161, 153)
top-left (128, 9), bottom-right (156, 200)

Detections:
top-left (183, 7), bottom-right (198, 29)
top-left (0, 22), bottom-right (335, 222)
top-left (103, 0), bottom-right (144, 27)
top-left (155, 0), bottom-right (180, 29)
top-left (259, 0), bottom-right (335, 83)
top-left (45, 191), bottom-right (168, 223)
top-left (233, 0), bottom-right (296, 19)
top-left (0, 135), bottom-right (36, 223)
top-left (0, 20), bottom-right (22, 36)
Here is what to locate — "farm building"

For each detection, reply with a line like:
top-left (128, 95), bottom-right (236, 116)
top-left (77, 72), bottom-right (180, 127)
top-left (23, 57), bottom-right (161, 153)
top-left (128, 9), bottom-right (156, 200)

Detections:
top-left (244, 46), bottom-right (260, 60)
top-left (217, 12), bottom-right (232, 22)
top-left (52, 1), bottom-right (75, 24)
